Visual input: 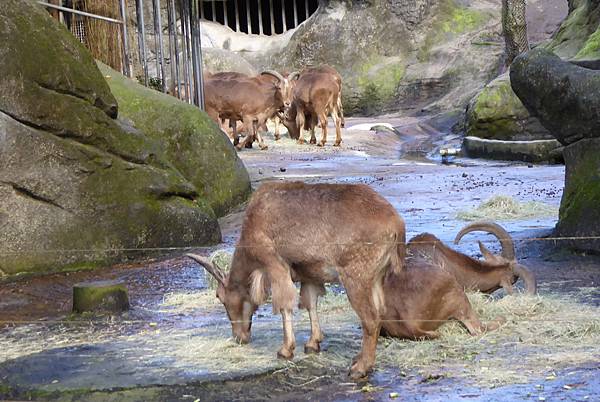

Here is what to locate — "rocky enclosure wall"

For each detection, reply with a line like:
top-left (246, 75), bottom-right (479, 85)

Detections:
top-left (0, 0), bottom-right (251, 278)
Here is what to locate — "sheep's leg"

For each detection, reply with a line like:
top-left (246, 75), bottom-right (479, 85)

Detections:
top-left (255, 251), bottom-right (297, 359)
top-left (318, 112), bottom-right (328, 147)
top-left (230, 119), bottom-right (240, 146)
top-left (296, 110), bottom-right (306, 144)
top-left (299, 282), bottom-right (326, 353)
top-left (254, 120), bottom-right (269, 150)
top-left (278, 309), bottom-right (295, 359)
top-left (273, 116), bottom-right (281, 140)
top-left (341, 270), bottom-right (384, 379)
top-left (237, 117), bottom-right (256, 150)
top-left (332, 106), bottom-right (342, 146)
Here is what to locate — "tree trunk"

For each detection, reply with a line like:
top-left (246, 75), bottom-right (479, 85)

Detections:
top-left (502, 0), bottom-right (529, 66)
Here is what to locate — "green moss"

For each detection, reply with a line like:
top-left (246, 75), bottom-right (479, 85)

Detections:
top-left (354, 57), bottom-right (405, 114)
top-left (418, 0), bottom-right (488, 62)
top-left (575, 26), bottom-right (600, 59)
top-left (466, 75), bottom-right (529, 140)
top-left (547, 0), bottom-right (600, 59)
top-left (559, 143), bottom-right (600, 225)
top-left (98, 63), bottom-right (251, 216)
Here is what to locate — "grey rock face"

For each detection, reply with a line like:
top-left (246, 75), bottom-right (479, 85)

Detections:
top-left (0, 0), bottom-right (250, 277)
top-left (510, 48), bottom-right (600, 146)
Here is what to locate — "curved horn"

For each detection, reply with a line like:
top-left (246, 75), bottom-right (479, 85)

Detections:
top-left (288, 71), bottom-right (300, 81)
top-left (186, 253), bottom-right (226, 286)
top-left (454, 221), bottom-right (516, 261)
top-left (514, 264), bottom-right (537, 295)
top-left (261, 70), bottom-right (285, 84)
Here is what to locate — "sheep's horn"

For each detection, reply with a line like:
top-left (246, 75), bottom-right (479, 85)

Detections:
top-left (288, 71), bottom-right (300, 81)
top-left (514, 264), bottom-right (537, 295)
top-left (454, 221), bottom-right (516, 261)
top-left (261, 70), bottom-right (285, 84)
top-left (186, 253), bottom-right (226, 286)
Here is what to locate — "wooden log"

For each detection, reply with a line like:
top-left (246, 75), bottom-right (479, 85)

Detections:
top-left (72, 280), bottom-right (130, 313)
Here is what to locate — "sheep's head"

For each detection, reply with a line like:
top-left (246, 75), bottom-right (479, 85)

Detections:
top-left (186, 254), bottom-right (258, 343)
top-left (454, 221), bottom-right (537, 295)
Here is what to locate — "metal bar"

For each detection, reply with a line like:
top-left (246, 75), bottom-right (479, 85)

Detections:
top-left (190, 0), bottom-right (205, 109)
top-left (293, 0), bottom-right (298, 27)
top-left (281, 0), bottom-right (286, 31)
top-left (167, 0), bottom-right (177, 95)
top-left (171, 0), bottom-right (181, 99)
top-left (304, 0), bottom-right (308, 21)
top-left (136, 0), bottom-right (149, 86)
top-left (212, 0), bottom-right (216, 22)
top-left (154, 0), bottom-right (167, 92)
top-left (269, 0), bottom-right (274, 35)
top-left (234, 0), bottom-right (239, 32)
top-left (223, 0), bottom-right (228, 27)
top-left (119, 0), bottom-right (131, 77)
top-left (182, 0), bottom-right (194, 103)
top-left (258, 0), bottom-right (263, 35)
top-left (200, 0), bottom-right (204, 19)
top-left (37, 1), bottom-right (124, 24)
top-left (246, 0), bottom-right (251, 34)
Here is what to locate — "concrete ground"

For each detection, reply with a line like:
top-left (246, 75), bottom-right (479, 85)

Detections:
top-left (1, 117), bottom-right (599, 401)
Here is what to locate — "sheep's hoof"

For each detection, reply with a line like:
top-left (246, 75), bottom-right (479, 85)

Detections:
top-left (277, 347), bottom-right (294, 360)
top-left (318, 141), bottom-right (326, 147)
top-left (297, 139), bottom-right (305, 145)
top-left (259, 144), bottom-right (269, 150)
top-left (310, 138), bottom-right (317, 145)
top-left (348, 363), bottom-right (370, 380)
top-left (333, 141), bottom-right (342, 147)
top-left (304, 343), bottom-right (320, 354)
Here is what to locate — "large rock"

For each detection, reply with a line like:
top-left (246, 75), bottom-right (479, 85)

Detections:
top-left (547, 0), bottom-right (600, 60)
top-left (510, 48), bottom-right (600, 146)
top-left (510, 47), bottom-right (600, 252)
top-left (0, 0), bottom-right (250, 277)
top-left (556, 138), bottom-right (600, 252)
top-left (98, 63), bottom-right (251, 216)
top-left (465, 73), bottom-right (552, 141)
top-left (266, 0), bottom-right (503, 115)
top-left (463, 73), bottom-right (559, 162)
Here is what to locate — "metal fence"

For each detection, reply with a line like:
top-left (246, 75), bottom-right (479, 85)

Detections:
top-left (39, 0), bottom-right (319, 110)
top-left (39, 0), bottom-right (206, 110)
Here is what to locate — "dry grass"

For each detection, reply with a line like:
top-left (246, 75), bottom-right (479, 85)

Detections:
top-left (457, 195), bottom-right (558, 221)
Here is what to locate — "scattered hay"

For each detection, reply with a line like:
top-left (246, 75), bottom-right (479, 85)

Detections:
top-left (273, 291), bottom-right (600, 387)
top-left (457, 195), bottom-right (558, 221)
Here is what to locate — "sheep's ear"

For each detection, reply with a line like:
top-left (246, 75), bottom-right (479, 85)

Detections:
top-left (478, 241), bottom-right (495, 261)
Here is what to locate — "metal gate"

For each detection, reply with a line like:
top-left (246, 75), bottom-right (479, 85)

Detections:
top-left (39, 0), bottom-right (206, 110)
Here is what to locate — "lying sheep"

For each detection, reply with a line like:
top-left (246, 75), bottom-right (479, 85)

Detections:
top-left (408, 222), bottom-right (537, 295)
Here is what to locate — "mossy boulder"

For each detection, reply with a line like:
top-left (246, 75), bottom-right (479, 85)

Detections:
top-left (510, 48), bottom-right (600, 252)
top-left (547, 0), bottom-right (600, 60)
top-left (555, 138), bottom-right (600, 252)
top-left (72, 280), bottom-right (130, 313)
top-left (98, 63), bottom-right (251, 216)
top-left (0, 0), bottom-right (250, 277)
top-left (465, 73), bottom-right (552, 141)
top-left (510, 48), bottom-right (600, 146)
top-left (254, 0), bottom-right (502, 115)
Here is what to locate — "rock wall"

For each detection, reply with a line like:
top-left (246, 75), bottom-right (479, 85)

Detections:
top-left (511, 48), bottom-right (600, 252)
top-left (0, 0), bottom-right (250, 277)
top-left (464, 0), bottom-right (597, 162)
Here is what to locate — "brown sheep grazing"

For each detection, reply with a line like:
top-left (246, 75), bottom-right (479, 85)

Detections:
top-left (187, 181), bottom-right (406, 379)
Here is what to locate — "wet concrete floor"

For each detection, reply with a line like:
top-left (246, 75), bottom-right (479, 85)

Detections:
top-left (1, 117), bottom-right (599, 401)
